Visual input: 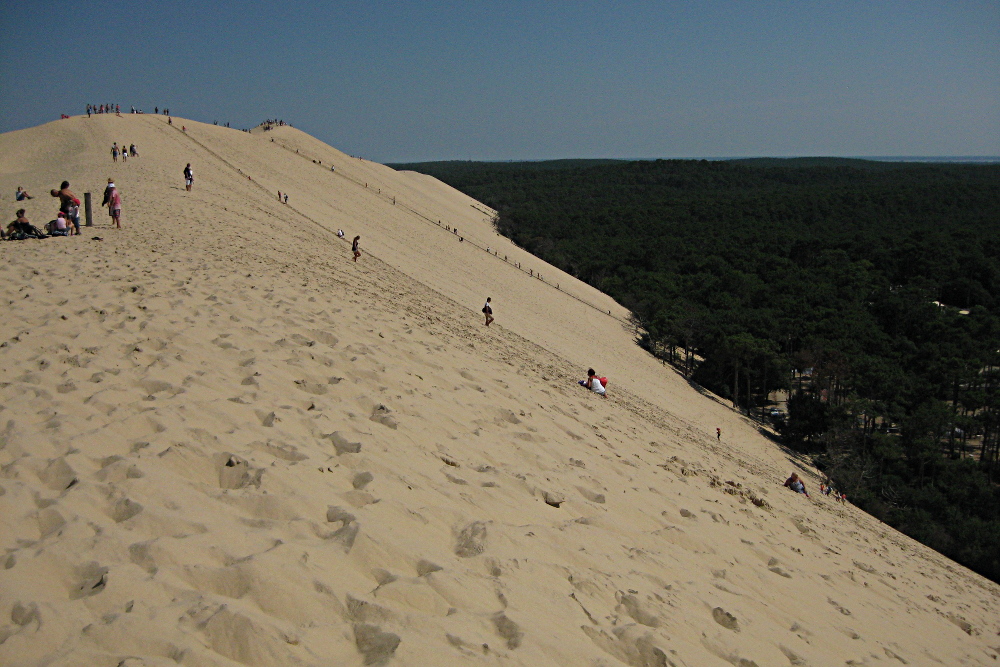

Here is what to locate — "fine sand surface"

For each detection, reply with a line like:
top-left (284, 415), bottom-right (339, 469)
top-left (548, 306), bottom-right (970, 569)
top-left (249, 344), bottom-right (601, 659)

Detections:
top-left (1, 115), bottom-right (997, 666)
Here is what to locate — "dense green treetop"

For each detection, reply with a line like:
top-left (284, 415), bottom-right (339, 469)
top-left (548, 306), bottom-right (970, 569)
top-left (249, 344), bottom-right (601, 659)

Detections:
top-left (393, 157), bottom-right (1000, 582)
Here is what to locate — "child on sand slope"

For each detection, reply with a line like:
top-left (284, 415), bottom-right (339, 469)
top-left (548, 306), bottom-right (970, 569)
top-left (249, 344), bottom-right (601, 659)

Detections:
top-left (579, 369), bottom-right (607, 397)
top-left (784, 473), bottom-right (810, 498)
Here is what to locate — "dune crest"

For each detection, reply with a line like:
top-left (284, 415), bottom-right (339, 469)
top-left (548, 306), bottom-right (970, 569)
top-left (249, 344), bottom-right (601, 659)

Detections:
top-left (1, 115), bottom-right (997, 666)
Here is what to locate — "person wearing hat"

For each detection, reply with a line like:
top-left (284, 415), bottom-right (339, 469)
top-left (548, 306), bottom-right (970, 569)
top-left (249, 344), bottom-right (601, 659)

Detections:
top-left (101, 178), bottom-right (115, 207)
top-left (103, 183), bottom-right (122, 229)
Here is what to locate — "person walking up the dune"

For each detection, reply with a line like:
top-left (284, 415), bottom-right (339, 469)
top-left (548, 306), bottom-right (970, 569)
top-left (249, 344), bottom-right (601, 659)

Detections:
top-left (352, 235), bottom-right (361, 262)
top-left (716, 428), bottom-right (721, 442)
top-left (784, 473), bottom-right (810, 498)
top-left (483, 297), bottom-right (494, 326)
top-left (111, 143), bottom-right (119, 162)
top-left (183, 163), bottom-right (193, 192)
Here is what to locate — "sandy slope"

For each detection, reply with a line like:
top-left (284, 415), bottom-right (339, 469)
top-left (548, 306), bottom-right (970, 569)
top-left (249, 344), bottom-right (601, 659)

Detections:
top-left (0, 115), bottom-right (997, 667)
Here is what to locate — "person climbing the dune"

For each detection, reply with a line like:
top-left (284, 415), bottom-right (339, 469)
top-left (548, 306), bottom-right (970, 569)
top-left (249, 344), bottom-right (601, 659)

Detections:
top-left (784, 473), bottom-right (810, 498)
top-left (483, 297), bottom-right (494, 326)
top-left (352, 235), bottom-right (361, 262)
top-left (579, 369), bottom-right (607, 397)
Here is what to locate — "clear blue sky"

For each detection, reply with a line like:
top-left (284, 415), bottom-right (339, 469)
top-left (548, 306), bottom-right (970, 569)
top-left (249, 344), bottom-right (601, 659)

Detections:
top-left (1, 1), bottom-right (997, 161)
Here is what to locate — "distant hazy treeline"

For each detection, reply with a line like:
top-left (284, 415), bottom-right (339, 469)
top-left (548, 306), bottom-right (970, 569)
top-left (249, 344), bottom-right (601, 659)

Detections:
top-left (392, 157), bottom-right (1000, 582)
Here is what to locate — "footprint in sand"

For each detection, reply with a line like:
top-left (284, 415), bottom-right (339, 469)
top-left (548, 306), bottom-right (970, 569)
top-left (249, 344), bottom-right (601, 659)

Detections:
top-left (712, 606), bottom-right (740, 631)
top-left (217, 454), bottom-right (263, 490)
top-left (326, 431), bottom-right (362, 455)
top-left (10, 601), bottom-right (40, 630)
top-left (492, 612), bottom-right (523, 649)
top-left (416, 559), bottom-right (443, 576)
top-left (369, 404), bottom-right (397, 429)
top-left (827, 598), bottom-right (852, 616)
top-left (455, 521), bottom-right (488, 557)
top-left (37, 457), bottom-right (77, 491)
top-left (69, 562), bottom-right (109, 599)
top-left (325, 506), bottom-right (360, 552)
top-left (109, 497), bottom-right (144, 523)
top-left (354, 623), bottom-right (401, 666)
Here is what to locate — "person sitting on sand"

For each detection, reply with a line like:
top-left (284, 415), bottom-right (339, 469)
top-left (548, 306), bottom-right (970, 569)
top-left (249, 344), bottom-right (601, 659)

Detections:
top-left (784, 473), bottom-right (810, 497)
top-left (6, 209), bottom-right (46, 239)
top-left (48, 212), bottom-right (70, 236)
top-left (579, 369), bottom-right (607, 397)
top-left (336, 229), bottom-right (345, 238)
top-left (15, 187), bottom-right (33, 201)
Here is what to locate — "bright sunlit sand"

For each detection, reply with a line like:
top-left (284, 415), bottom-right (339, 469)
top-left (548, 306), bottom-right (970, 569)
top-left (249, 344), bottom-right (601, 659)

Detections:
top-left (1, 114), bottom-right (997, 666)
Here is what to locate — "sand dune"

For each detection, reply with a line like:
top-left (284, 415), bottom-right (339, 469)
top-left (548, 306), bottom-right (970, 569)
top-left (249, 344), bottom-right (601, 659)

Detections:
top-left (1, 114), bottom-right (997, 666)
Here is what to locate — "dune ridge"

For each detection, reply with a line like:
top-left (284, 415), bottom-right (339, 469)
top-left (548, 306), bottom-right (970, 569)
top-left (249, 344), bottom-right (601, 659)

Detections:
top-left (1, 114), bottom-right (997, 666)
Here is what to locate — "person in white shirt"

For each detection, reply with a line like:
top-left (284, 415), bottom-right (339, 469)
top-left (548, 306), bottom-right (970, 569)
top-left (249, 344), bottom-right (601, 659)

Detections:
top-left (483, 297), bottom-right (494, 326)
top-left (581, 368), bottom-right (606, 396)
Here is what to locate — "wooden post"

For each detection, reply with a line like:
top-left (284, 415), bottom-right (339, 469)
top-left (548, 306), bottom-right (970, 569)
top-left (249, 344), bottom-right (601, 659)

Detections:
top-left (84, 192), bottom-right (93, 226)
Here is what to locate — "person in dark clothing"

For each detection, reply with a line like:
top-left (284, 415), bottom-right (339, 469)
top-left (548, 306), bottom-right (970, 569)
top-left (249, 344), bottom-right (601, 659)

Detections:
top-left (5, 209), bottom-right (47, 239)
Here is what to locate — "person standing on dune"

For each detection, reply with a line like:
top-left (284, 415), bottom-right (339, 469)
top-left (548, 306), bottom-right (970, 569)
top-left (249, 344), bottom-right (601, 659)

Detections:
top-left (183, 163), bottom-right (193, 192)
top-left (101, 178), bottom-right (115, 208)
top-left (51, 181), bottom-right (76, 219)
top-left (483, 297), bottom-right (494, 326)
top-left (352, 235), bottom-right (361, 262)
top-left (103, 184), bottom-right (122, 229)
